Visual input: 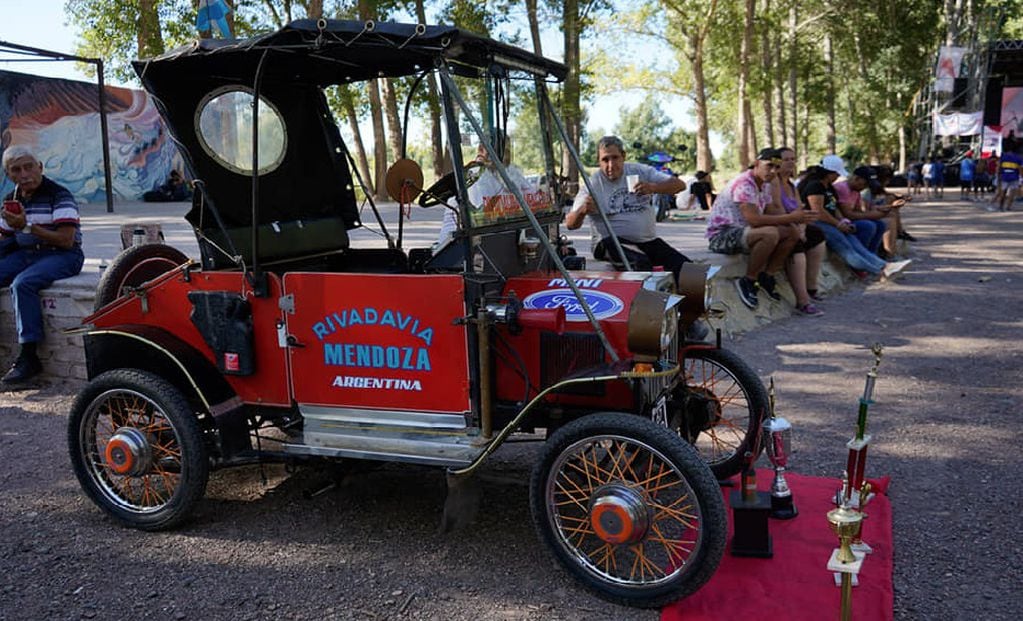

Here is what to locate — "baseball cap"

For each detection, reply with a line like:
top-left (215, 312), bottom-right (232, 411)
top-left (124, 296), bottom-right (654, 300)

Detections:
top-left (756, 148), bottom-right (781, 161)
top-left (852, 165), bottom-right (882, 192)
top-left (820, 154), bottom-right (849, 177)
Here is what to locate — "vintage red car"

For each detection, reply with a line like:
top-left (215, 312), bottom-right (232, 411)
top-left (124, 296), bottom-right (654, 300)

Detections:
top-left (69, 20), bottom-right (767, 608)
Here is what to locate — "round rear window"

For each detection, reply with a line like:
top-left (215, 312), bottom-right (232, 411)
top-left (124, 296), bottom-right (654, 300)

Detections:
top-left (196, 88), bottom-right (287, 175)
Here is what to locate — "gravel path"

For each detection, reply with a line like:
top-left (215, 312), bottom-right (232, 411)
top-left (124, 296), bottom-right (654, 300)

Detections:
top-left (0, 199), bottom-right (1019, 620)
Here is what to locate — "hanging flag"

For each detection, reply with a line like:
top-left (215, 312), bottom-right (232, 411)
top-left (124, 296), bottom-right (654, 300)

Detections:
top-left (933, 46), bottom-right (966, 93)
top-left (197, 0), bottom-right (233, 38)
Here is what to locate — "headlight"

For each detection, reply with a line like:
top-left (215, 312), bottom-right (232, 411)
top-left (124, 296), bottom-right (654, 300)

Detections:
top-left (628, 289), bottom-right (683, 360)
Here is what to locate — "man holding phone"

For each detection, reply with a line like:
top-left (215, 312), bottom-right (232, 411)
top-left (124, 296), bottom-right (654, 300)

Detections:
top-left (0, 146), bottom-right (84, 384)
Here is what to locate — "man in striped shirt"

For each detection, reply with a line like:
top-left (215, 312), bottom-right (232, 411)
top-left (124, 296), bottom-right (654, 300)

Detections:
top-left (0, 146), bottom-right (85, 384)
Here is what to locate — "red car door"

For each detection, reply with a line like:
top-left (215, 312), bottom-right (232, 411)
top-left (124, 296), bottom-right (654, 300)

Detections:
top-left (283, 273), bottom-right (472, 414)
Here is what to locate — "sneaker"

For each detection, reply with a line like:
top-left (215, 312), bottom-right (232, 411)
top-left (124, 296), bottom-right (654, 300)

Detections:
top-left (1, 355), bottom-right (42, 384)
top-left (882, 259), bottom-right (912, 279)
top-left (796, 303), bottom-right (824, 316)
top-left (734, 276), bottom-right (759, 309)
top-left (807, 289), bottom-right (826, 302)
top-left (851, 269), bottom-right (869, 281)
top-left (897, 230), bottom-right (918, 242)
top-left (756, 272), bottom-right (782, 301)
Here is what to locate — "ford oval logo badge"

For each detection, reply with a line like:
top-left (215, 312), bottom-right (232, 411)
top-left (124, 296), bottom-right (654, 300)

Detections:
top-left (522, 288), bottom-right (625, 322)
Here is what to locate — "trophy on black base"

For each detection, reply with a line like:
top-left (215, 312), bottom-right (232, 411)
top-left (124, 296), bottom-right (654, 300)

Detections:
top-left (840, 343), bottom-right (884, 508)
top-left (764, 377), bottom-right (797, 519)
top-left (729, 439), bottom-right (773, 557)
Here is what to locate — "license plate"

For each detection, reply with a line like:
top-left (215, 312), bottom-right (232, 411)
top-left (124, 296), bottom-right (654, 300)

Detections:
top-left (652, 395), bottom-right (668, 427)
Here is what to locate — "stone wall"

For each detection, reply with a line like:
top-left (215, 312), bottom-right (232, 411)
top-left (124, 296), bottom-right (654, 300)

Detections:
top-left (0, 272), bottom-right (98, 381)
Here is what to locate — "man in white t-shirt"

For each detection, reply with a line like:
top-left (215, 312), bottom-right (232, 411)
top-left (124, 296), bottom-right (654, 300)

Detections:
top-left (565, 135), bottom-right (687, 276)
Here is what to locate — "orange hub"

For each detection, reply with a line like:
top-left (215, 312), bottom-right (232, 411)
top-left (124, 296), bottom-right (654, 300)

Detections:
top-left (589, 485), bottom-right (650, 545)
top-left (104, 428), bottom-right (152, 477)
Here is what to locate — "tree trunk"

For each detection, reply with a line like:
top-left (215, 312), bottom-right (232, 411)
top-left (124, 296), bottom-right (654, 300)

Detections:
top-left (343, 94), bottom-right (373, 190)
top-left (413, 0), bottom-right (445, 179)
top-left (562, 0), bottom-right (581, 181)
top-left (307, 0), bottom-right (323, 20)
top-left (736, 0), bottom-right (755, 169)
top-left (746, 106), bottom-right (758, 161)
top-left (774, 28), bottom-right (786, 148)
top-left (137, 0), bottom-right (164, 58)
top-left (382, 78), bottom-right (404, 161)
top-left (800, 101), bottom-right (810, 170)
top-left (526, 0), bottom-right (544, 56)
top-left (824, 32), bottom-right (836, 153)
top-left (366, 81), bottom-right (387, 200)
top-left (852, 32), bottom-right (881, 162)
top-left (691, 41), bottom-right (713, 172)
top-left (760, 0), bottom-right (774, 148)
top-left (788, 4), bottom-right (798, 153)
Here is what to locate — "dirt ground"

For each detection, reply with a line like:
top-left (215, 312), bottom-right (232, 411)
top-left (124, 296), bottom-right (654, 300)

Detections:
top-left (0, 199), bottom-right (1019, 621)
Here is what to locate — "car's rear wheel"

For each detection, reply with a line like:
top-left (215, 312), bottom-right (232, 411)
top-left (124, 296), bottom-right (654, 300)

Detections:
top-left (94, 244), bottom-right (189, 311)
top-left (529, 413), bottom-right (725, 608)
top-left (68, 369), bottom-right (209, 530)
top-left (675, 347), bottom-right (769, 480)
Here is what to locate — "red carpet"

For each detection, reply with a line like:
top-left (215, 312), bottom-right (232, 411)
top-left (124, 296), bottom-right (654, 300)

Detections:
top-left (662, 471), bottom-right (893, 621)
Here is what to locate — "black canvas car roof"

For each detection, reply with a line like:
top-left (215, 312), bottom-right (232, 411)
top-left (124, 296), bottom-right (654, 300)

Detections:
top-left (131, 21), bottom-right (566, 257)
top-left (136, 20), bottom-right (568, 84)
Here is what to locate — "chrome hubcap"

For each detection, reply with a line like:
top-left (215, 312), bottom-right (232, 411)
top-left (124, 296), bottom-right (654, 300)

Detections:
top-left (589, 484), bottom-right (650, 545)
top-left (104, 427), bottom-right (152, 477)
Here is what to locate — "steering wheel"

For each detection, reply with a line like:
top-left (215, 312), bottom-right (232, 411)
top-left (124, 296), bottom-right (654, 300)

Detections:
top-left (419, 161), bottom-right (485, 208)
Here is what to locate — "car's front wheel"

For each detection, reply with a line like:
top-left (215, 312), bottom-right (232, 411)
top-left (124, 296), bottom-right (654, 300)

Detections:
top-left (529, 413), bottom-right (726, 608)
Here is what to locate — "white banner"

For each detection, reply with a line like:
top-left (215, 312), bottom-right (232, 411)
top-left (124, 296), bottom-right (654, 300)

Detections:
top-left (932, 112), bottom-right (983, 136)
top-left (933, 46), bottom-right (966, 92)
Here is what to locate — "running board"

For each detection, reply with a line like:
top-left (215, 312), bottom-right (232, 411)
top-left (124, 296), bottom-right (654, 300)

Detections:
top-left (282, 406), bottom-right (486, 467)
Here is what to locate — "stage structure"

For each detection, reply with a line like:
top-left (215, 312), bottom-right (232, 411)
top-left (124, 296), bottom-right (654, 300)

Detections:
top-left (913, 5), bottom-right (1023, 162)
top-left (0, 41), bottom-right (114, 212)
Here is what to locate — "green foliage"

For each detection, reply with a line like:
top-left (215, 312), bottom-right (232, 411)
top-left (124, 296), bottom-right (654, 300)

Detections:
top-left (612, 99), bottom-right (696, 172)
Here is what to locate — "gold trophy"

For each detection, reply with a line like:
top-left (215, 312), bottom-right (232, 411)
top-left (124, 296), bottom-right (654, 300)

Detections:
top-left (841, 344), bottom-right (883, 508)
top-left (827, 499), bottom-right (866, 621)
top-left (764, 378), bottom-right (797, 519)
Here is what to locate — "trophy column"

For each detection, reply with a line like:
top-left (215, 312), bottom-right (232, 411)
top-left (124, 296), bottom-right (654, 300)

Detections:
top-left (765, 378), bottom-right (797, 519)
top-left (840, 344), bottom-right (883, 508)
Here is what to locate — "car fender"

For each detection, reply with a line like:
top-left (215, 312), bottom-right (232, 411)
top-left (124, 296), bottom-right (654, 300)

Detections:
top-left (83, 324), bottom-right (241, 418)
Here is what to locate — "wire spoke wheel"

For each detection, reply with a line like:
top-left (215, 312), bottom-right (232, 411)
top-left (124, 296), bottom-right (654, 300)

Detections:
top-left (678, 348), bottom-right (769, 480)
top-left (530, 414), bottom-right (725, 608)
top-left (69, 369), bottom-right (208, 530)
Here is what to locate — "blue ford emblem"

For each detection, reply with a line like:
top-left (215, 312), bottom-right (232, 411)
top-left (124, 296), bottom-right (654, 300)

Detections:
top-left (522, 288), bottom-right (625, 322)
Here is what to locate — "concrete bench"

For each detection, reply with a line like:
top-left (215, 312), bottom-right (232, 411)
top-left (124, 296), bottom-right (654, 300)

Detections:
top-left (0, 265), bottom-right (102, 381)
top-left (0, 250), bottom-right (855, 383)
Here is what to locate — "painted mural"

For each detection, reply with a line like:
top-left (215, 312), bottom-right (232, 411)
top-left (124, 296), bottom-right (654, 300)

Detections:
top-left (0, 69), bottom-right (183, 203)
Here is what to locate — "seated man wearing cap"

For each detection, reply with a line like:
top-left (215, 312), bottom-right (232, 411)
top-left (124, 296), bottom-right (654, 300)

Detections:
top-left (706, 148), bottom-right (817, 309)
top-left (833, 164), bottom-right (891, 256)
top-left (0, 146), bottom-right (85, 384)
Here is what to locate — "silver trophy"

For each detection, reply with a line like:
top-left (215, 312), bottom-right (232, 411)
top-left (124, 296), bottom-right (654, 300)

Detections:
top-left (765, 378), bottom-right (797, 519)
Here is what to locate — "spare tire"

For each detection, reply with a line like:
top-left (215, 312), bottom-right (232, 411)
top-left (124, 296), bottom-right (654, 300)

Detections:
top-left (94, 244), bottom-right (190, 311)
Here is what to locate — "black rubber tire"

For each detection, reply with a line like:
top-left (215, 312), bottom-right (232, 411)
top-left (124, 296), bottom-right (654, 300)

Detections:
top-left (93, 244), bottom-right (189, 311)
top-left (677, 347), bottom-right (769, 480)
top-left (68, 369), bottom-right (209, 531)
top-left (529, 413), bottom-right (726, 609)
